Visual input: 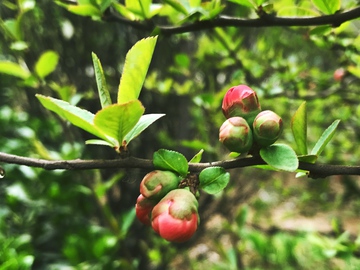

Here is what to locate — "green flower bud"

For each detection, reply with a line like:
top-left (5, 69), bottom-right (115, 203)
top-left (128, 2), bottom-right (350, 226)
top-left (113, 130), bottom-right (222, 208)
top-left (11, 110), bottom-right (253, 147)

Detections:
top-left (219, 117), bottom-right (253, 153)
top-left (140, 170), bottom-right (181, 202)
top-left (253, 110), bottom-right (283, 147)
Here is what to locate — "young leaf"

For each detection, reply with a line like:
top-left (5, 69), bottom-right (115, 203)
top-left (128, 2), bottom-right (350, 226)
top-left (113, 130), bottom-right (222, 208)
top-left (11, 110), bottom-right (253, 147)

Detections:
top-left (162, 0), bottom-right (189, 15)
top-left (68, 4), bottom-right (102, 17)
top-left (85, 139), bottom-right (115, 147)
top-left (125, 0), bottom-right (151, 18)
top-left (0, 61), bottom-right (31, 79)
top-left (94, 100), bottom-right (144, 144)
top-left (124, 113), bottom-right (165, 144)
top-left (291, 101), bottom-right (307, 155)
top-left (36, 94), bottom-right (110, 142)
top-left (260, 144), bottom-right (299, 172)
top-left (312, 0), bottom-right (340, 14)
top-left (227, 0), bottom-right (256, 8)
top-left (117, 36), bottom-right (158, 104)
top-left (310, 120), bottom-right (340, 156)
top-left (153, 149), bottom-right (188, 177)
top-left (189, 149), bottom-right (204, 163)
top-left (92, 52), bottom-right (112, 108)
top-left (35, 51), bottom-right (59, 79)
top-left (199, 167), bottom-right (230, 194)
top-left (298, 154), bottom-right (318, 163)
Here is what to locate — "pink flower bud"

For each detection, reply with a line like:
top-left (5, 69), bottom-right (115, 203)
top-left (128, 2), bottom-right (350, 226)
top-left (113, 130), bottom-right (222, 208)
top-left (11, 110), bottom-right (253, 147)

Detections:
top-left (140, 170), bottom-right (181, 202)
top-left (253, 110), bottom-right (283, 147)
top-left (135, 194), bottom-right (156, 226)
top-left (222, 85), bottom-right (261, 124)
top-left (333, 68), bottom-right (345, 82)
top-left (219, 117), bottom-right (253, 153)
top-left (151, 189), bottom-right (199, 243)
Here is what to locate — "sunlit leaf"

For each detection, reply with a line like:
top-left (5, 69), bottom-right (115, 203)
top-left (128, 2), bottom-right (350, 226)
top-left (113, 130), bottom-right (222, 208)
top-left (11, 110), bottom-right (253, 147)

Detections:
top-left (153, 149), bottom-right (188, 177)
top-left (310, 120), bottom-right (340, 156)
top-left (111, 3), bottom-right (137, 20)
top-left (94, 100), bottom-right (144, 144)
top-left (227, 0), bottom-right (255, 8)
top-left (35, 51), bottom-right (59, 79)
top-left (36, 94), bottom-right (110, 142)
top-left (298, 154), bottom-right (318, 163)
top-left (0, 61), bottom-right (31, 79)
top-left (199, 166), bottom-right (230, 194)
top-left (68, 4), bottom-right (101, 17)
top-left (260, 144), bottom-right (299, 172)
top-left (92, 52), bottom-right (112, 108)
top-left (291, 101), bottom-right (308, 155)
top-left (85, 139), bottom-right (115, 147)
top-left (124, 113), bottom-right (165, 144)
top-left (163, 0), bottom-right (189, 15)
top-left (312, 0), bottom-right (340, 14)
top-left (189, 149), bottom-right (204, 163)
top-left (125, 0), bottom-right (151, 18)
top-left (278, 6), bottom-right (320, 16)
top-left (117, 36), bottom-right (158, 104)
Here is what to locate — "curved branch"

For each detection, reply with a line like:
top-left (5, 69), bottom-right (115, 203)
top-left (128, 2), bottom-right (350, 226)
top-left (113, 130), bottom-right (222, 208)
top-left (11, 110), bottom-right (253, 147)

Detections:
top-left (0, 152), bottom-right (359, 178)
top-left (103, 7), bottom-right (360, 35)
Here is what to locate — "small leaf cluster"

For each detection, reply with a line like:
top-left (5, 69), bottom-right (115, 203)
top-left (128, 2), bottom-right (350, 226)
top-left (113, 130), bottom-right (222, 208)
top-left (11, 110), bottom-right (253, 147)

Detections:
top-left (36, 36), bottom-right (164, 153)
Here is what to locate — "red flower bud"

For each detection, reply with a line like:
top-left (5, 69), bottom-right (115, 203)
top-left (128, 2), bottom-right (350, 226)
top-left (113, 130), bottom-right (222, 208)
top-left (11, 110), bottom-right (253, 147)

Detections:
top-left (333, 68), bottom-right (345, 82)
top-left (253, 110), bottom-right (283, 147)
top-left (151, 189), bottom-right (199, 243)
top-left (219, 117), bottom-right (253, 153)
top-left (140, 170), bottom-right (181, 202)
top-left (222, 85), bottom-right (261, 124)
top-left (135, 194), bottom-right (156, 226)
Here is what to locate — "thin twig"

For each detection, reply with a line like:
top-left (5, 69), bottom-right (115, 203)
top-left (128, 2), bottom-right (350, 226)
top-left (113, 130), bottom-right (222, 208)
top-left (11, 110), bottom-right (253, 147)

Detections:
top-left (102, 7), bottom-right (360, 35)
top-left (0, 152), bottom-right (359, 178)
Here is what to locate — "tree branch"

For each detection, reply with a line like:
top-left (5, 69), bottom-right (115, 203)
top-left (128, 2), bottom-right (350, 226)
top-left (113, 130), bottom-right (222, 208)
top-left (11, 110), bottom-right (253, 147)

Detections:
top-left (103, 7), bottom-right (360, 35)
top-left (0, 152), bottom-right (359, 178)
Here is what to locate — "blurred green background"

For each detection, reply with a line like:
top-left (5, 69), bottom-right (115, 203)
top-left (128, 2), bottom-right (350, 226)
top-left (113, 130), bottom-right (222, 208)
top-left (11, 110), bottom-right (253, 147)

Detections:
top-left (1, 0), bottom-right (360, 269)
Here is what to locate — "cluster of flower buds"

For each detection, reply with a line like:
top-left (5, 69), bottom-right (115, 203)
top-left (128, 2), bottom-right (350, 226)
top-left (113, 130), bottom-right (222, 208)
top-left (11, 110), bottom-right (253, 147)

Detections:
top-left (135, 170), bottom-right (199, 242)
top-left (220, 84), bottom-right (283, 153)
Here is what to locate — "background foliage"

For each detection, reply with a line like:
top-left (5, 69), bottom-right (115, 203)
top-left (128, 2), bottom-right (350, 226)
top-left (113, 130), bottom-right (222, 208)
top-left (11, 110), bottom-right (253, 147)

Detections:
top-left (1, 0), bottom-right (360, 269)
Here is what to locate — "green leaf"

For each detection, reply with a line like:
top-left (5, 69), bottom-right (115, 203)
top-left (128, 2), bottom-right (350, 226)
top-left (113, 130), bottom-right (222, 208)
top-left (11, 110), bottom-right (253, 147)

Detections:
top-left (68, 4), bottom-right (102, 17)
top-left (310, 120), bottom-right (340, 156)
top-left (85, 139), bottom-right (115, 147)
top-left (312, 0), bottom-right (340, 14)
top-left (298, 154), bottom-right (318, 163)
top-left (199, 167), bottom-right (230, 194)
top-left (94, 100), bottom-right (144, 145)
top-left (163, 0), bottom-right (189, 15)
top-left (125, 0), bottom-right (151, 18)
top-left (227, 0), bottom-right (256, 8)
top-left (124, 113), bottom-right (165, 144)
top-left (189, 149), bottom-right (204, 163)
top-left (153, 149), bottom-right (188, 177)
top-left (36, 94), bottom-right (111, 142)
top-left (99, 0), bottom-right (113, 12)
top-left (117, 36), bottom-right (158, 104)
top-left (0, 61), bottom-right (31, 79)
top-left (291, 101), bottom-right (308, 155)
top-left (260, 144), bottom-right (299, 172)
top-left (35, 50), bottom-right (59, 79)
top-left (92, 52), bottom-right (112, 108)
top-left (111, 3), bottom-right (138, 20)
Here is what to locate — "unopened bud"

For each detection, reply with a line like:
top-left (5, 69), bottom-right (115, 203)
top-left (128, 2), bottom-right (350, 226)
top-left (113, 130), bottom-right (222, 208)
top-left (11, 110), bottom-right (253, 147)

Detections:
top-left (219, 117), bottom-right (253, 153)
top-left (253, 110), bottom-right (283, 147)
top-left (222, 85), bottom-right (261, 124)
